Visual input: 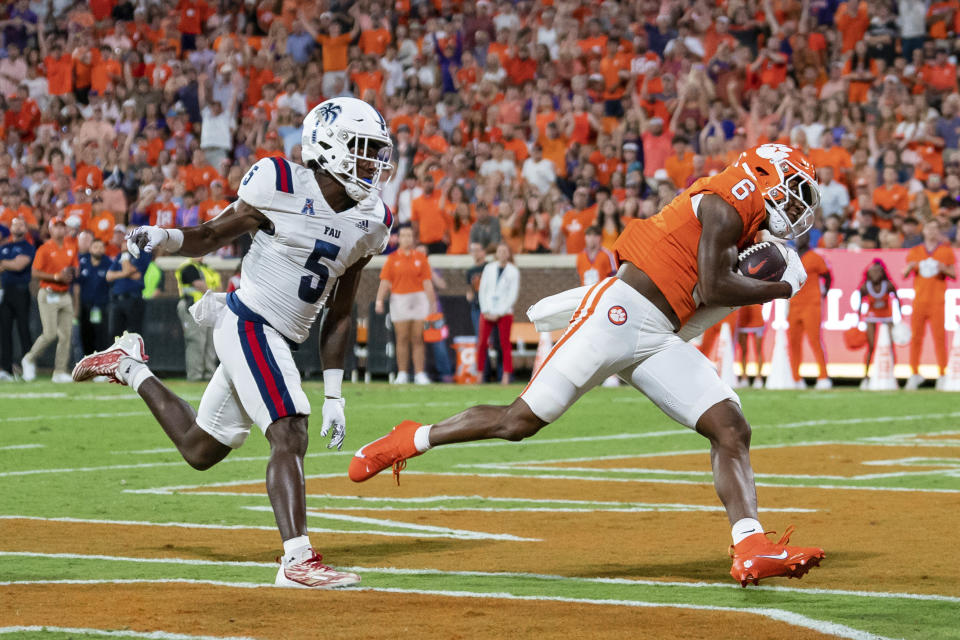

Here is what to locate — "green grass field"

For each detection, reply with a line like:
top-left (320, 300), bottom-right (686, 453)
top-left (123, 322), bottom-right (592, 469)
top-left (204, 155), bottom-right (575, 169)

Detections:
top-left (2, 381), bottom-right (960, 640)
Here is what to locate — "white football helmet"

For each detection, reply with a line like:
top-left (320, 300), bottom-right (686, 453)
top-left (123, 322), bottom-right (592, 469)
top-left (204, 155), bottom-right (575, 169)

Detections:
top-left (735, 144), bottom-right (821, 239)
top-left (301, 97), bottom-right (394, 201)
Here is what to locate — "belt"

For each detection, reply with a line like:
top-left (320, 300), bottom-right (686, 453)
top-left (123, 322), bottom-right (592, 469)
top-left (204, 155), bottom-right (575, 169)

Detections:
top-left (226, 291), bottom-right (300, 351)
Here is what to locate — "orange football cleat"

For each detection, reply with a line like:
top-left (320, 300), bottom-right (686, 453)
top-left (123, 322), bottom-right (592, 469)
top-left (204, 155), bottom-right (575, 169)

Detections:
top-left (729, 526), bottom-right (824, 587)
top-left (349, 420), bottom-right (422, 484)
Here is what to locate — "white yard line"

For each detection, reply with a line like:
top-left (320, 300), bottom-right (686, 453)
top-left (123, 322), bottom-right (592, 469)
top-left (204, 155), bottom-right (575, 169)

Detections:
top-left (0, 444), bottom-right (42, 451)
top-left (0, 579), bottom-right (896, 640)
top-left (0, 411), bottom-right (147, 424)
top-left (3, 551), bottom-right (958, 604)
top-left (0, 515), bottom-right (278, 531)
top-left (0, 627), bottom-right (258, 640)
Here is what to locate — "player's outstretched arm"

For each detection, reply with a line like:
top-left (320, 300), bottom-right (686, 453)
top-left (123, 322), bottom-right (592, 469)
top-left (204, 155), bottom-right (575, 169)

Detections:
top-left (127, 200), bottom-right (268, 258)
top-left (697, 194), bottom-right (793, 307)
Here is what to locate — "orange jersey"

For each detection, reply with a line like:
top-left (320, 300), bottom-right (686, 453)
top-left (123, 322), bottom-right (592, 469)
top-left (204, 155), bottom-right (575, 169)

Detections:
top-left (791, 250), bottom-right (829, 309)
top-left (33, 239), bottom-right (79, 292)
top-left (907, 243), bottom-right (956, 304)
top-left (614, 166), bottom-right (766, 325)
top-left (576, 247), bottom-right (618, 286)
top-left (379, 249), bottom-right (431, 295)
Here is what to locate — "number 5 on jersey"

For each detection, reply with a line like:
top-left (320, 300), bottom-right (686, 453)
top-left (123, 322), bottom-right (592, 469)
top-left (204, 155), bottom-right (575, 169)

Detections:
top-left (299, 239), bottom-right (340, 303)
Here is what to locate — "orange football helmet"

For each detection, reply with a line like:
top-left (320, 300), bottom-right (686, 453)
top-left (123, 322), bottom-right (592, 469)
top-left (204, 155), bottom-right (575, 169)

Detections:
top-left (734, 144), bottom-right (820, 239)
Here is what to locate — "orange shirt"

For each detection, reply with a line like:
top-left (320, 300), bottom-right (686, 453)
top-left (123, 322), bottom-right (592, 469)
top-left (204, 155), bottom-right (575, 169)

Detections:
top-left (351, 70), bottom-right (384, 99)
top-left (198, 198), bottom-right (229, 222)
top-left (360, 28), bottom-right (391, 56)
top-left (44, 54), bottom-right (74, 96)
top-left (808, 146), bottom-right (852, 184)
top-left (665, 151), bottom-right (695, 190)
top-left (928, 1), bottom-right (959, 38)
top-left (148, 202), bottom-right (178, 228)
top-left (88, 211), bottom-right (116, 243)
top-left (411, 191), bottom-right (449, 244)
top-left (33, 239), bottom-right (79, 292)
top-left (576, 247), bottom-right (618, 285)
top-left (317, 33), bottom-right (352, 72)
top-left (614, 166), bottom-right (766, 325)
top-left (738, 304), bottom-right (764, 328)
top-left (872, 184), bottom-right (910, 213)
top-left (790, 250), bottom-right (830, 310)
top-left (835, 1), bottom-right (869, 52)
top-left (447, 221), bottom-right (472, 255)
top-left (90, 50), bottom-right (122, 94)
top-left (379, 249), bottom-right (431, 294)
top-left (181, 164), bottom-right (220, 191)
top-left (502, 138), bottom-right (529, 164)
top-left (0, 205), bottom-right (37, 228)
top-left (62, 202), bottom-right (92, 230)
top-left (561, 206), bottom-right (597, 254)
top-left (540, 135), bottom-right (567, 178)
top-left (907, 243), bottom-right (956, 304)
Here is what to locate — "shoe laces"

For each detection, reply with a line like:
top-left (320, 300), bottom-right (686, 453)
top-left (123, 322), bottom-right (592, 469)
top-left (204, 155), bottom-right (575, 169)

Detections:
top-left (392, 459), bottom-right (406, 485)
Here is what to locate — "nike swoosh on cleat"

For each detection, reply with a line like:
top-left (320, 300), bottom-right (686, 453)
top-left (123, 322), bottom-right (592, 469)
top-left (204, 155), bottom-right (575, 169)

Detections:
top-left (755, 550), bottom-right (789, 560)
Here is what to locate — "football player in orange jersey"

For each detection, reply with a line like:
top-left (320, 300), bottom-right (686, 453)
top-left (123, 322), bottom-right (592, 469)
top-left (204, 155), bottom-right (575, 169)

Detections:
top-left (350, 144), bottom-right (825, 586)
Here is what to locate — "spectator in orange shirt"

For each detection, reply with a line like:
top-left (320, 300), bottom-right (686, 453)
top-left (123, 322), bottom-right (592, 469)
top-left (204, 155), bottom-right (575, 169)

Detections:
top-left (787, 233), bottom-right (833, 389)
top-left (561, 187), bottom-right (597, 254)
top-left (181, 149), bottom-right (219, 191)
top-left (903, 220), bottom-right (957, 388)
top-left (664, 135), bottom-right (694, 191)
top-left (411, 175), bottom-right (450, 254)
top-left (447, 203), bottom-right (473, 255)
top-left (303, 12), bottom-right (360, 97)
top-left (375, 226), bottom-right (437, 385)
top-left (873, 167), bottom-right (910, 228)
top-left (38, 24), bottom-right (73, 97)
top-left (835, 0), bottom-right (869, 53)
top-left (63, 190), bottom-right (93, 231)
top-left (576, 226), bottom-right (617, 287)
top-left (21, 217), bottom-right (79, 383)
top-left (198, 180), bottom-right (230, 222)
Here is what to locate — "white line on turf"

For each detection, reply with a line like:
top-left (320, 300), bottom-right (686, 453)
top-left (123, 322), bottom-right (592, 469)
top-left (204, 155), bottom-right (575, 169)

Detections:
top-left (0, 580), bottom-right (896, 640)
top-left (0, 515), bottom-right (278, 531)
top-left (183, 491), bottom-right (817, 513)
top-left (4, 551), bottom-right (959, 604)
top-left (0, 444), bottom-right (42, 451)
top-left (0, 627), bottom-right (257, 640)
top-left (0, 410), bottom-right (147, 424)
top-left (245, 505), bottom-right (538, 541)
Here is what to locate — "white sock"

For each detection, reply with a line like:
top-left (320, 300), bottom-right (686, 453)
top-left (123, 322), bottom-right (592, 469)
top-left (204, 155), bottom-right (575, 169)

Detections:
top-left (118, 357), bottom-right (155, 392)
top-left (413, 424), bottom-right (433, 452)
top-left (731, 518), bottom-right (764, 545)
top-left (282, 535), bottom-right (312, 566)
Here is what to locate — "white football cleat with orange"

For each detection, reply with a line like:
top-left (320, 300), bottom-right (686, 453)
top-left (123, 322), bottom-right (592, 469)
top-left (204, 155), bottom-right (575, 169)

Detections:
top-left (275, 550), bottom-right (360, 588)
top-left (72, 332), bottom-right (148, 384)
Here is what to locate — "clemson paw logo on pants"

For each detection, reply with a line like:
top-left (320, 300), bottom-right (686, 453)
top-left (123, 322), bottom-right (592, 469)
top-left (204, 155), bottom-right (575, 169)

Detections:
top-left (608, 306), bottom-right (627, 325)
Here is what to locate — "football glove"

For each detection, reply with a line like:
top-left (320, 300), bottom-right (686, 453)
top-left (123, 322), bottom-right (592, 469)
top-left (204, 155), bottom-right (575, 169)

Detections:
top-left (780, 246), bottom-right (807, 297)
top-left (320, 396), bottom-right (346, 450)
top-left (126, 226), bottom-right (183, 258)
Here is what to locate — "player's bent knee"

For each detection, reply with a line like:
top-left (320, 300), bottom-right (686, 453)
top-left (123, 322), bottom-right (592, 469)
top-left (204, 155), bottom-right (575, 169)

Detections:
top-left (266, 415), bottom-right (310, 456)
top-left (498, 399), bottom-right (548, 441)
top-left (696, 400), bottom-right (751, 448)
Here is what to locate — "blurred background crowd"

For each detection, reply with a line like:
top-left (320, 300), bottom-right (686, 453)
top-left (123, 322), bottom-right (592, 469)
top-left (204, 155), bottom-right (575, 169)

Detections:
top-left (1, 0), bottom-right (960, 257)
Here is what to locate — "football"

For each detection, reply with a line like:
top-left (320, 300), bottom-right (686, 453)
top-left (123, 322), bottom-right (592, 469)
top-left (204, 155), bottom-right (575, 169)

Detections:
top-left (736, 242), bottom-right (788, 281)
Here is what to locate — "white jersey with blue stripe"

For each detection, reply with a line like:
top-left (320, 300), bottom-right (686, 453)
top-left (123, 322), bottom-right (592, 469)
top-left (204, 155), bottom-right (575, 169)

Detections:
top-left (235, 156), bottom-right (392, 343)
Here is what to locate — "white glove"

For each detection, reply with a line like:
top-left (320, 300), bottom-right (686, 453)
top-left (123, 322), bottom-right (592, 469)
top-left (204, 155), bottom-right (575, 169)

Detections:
top-left (780, 246), bottom-right (807, 297)
top-left (320, 397), bottom-right (346, 450)
top-left (126, 226), bottom-right (183, 258)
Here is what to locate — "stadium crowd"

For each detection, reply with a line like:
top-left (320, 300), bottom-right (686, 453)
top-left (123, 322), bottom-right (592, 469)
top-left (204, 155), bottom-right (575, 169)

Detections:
top-left (0, 0), bottom-right (959, 257)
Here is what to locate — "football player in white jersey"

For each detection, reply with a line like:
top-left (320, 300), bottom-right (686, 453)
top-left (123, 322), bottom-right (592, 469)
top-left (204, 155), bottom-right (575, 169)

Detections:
top-left (72, 97), bottom-right (395, 589)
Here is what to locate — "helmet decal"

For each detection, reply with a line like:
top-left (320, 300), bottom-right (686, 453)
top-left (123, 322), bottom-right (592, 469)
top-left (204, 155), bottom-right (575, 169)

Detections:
top-left (317, 103), bottom-right (342, 124)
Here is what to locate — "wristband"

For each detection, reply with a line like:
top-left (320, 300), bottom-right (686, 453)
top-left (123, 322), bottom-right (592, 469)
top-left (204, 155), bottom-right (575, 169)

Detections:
top-left (323, 368), bottom-right (344, 399)
top-left (164, 228), bottom-right (185, 253)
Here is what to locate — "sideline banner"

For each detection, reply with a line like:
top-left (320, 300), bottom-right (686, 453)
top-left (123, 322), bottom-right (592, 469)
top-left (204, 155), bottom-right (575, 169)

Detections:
top-left (748, 248), bottom-right (959, 379)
